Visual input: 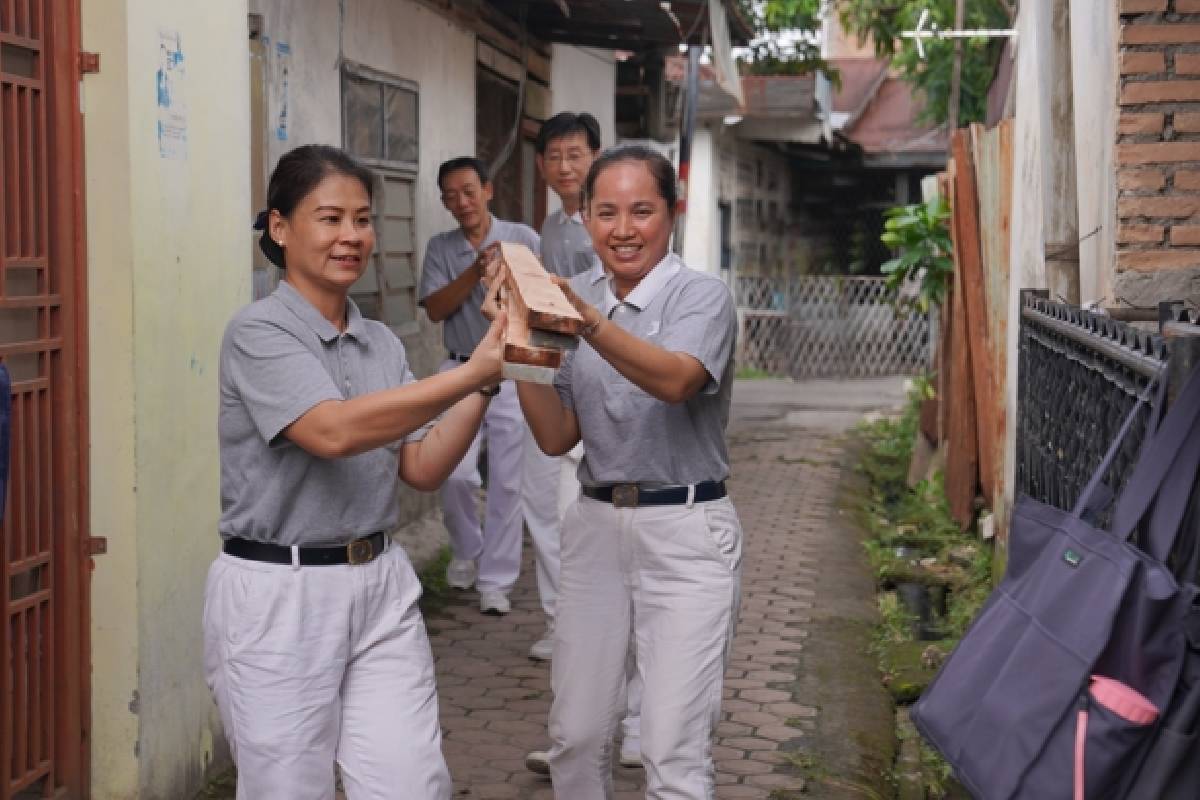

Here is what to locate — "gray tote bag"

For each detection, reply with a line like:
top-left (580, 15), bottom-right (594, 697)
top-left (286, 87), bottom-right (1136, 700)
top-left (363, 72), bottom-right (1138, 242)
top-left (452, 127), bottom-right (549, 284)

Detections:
top-left (912, 365), bottom-right (1200, 800)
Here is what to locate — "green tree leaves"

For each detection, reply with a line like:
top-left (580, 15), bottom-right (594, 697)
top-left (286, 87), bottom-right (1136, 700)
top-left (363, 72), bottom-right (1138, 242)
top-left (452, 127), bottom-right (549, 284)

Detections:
top-left (880, 196), bottom-right (953, 312)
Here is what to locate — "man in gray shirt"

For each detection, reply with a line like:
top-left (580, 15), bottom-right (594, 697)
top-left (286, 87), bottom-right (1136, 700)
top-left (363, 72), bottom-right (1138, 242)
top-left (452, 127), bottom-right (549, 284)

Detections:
top-left (418, 157), bottom-right (540, 615)
top-left (523, 113), bottom-right (603, 662)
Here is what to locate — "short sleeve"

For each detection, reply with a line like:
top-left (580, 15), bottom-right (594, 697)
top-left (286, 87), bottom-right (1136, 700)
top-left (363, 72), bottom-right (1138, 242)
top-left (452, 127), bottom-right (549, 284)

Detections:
top-left (524, 226), bottom-right (542, 259)
top-left (223, 317), bottom-right (343, 444)
top-left (553, 348), bottom-right (577, 410)
top-left (418, 237), bottom-right (449, 302)
top-left (658, 278), bottom-right (737, 394)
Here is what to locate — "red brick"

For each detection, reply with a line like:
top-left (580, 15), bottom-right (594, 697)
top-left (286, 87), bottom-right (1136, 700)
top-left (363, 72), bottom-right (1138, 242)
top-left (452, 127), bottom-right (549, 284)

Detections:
top-left (1120, 112), bottom-right (1165, 134)
top-left (1122, 51), bottom-right (1166, 74)
top-left (1177, 53), bottom-right (1200, 75)
top-left (1171, 225), bottom-right (1200, 245)
top-left (1173, 112), bottom-right (1200, 132)
top-left (1118, 141), bottom-right (1200, 164)
top-left (1121, 80), bottom-right (1200, 104)
top-left (1118, 249), bottom-right (1200, 271)
top-left (1118, 194), bottom-right (1200, 217)
top-left (1119, 169), bottom-right (1166, 190)
top-left (1120, 0), bottom-right (1167, 10)
top-left (1122, 24), bottom-right (1200, 44)
top-left (1119, 224), bottom-right (1166, 243)
top-left (1175, 169), bottom-right (1200, 189)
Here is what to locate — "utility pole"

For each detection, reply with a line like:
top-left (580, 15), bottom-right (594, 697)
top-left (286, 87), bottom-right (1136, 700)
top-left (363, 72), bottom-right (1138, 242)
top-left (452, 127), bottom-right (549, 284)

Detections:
top-left (946, 0), bottom-right (966, 131)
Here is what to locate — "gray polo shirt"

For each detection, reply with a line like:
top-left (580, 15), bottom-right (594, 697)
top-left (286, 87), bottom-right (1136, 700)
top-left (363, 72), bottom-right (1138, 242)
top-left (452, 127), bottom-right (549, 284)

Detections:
top-left (218, 280), bottom-right (431, 547)
top-left (418, 215), bottom-right (540, 355)
top-left (540, 209), bottom-right (595, 278)
top-left (555, 254), bottom-right (737, 486)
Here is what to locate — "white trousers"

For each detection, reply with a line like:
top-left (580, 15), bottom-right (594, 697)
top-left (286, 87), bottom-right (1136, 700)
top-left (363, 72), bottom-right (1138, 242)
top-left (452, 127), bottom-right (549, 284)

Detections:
top-left (522, 430), bottom-right (567, 622)
top-left (525, 440), bottom-right (643, 740)
top-left (438, 359), bottom-right (525, 594)
top-left (203, 545), bottom-right (451, 800)
top-left (548, 496), bottom-right (743, 800)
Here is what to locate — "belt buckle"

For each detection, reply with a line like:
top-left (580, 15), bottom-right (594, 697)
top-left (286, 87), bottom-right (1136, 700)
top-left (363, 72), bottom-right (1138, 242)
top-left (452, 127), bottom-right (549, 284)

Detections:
top-left (612, 484), bottom-right (639, 508)
top-left (347, 537), bottom-right (375, 565)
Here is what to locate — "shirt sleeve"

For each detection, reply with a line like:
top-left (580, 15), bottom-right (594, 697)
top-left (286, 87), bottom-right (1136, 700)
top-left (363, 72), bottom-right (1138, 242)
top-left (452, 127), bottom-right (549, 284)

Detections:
top-left (521, 225), bottom-right (542, 258)
top-left (223, 316), bottom-right (343, 445)
top-left (553, 347), bottom-right (577, 410)
top-left (657, 277), bottom-right (737, 395)
top-left (418, 237), bottom-right (449, 303)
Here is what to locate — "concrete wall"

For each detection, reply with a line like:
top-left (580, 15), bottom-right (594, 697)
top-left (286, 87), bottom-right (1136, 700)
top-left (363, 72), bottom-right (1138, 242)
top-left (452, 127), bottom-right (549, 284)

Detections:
top-left (547, 43), bottom-right (617, 214)
top-left (83, 1), bottom-right (251, 797)
top-left (1070, 0), bottom-right (1118, 306)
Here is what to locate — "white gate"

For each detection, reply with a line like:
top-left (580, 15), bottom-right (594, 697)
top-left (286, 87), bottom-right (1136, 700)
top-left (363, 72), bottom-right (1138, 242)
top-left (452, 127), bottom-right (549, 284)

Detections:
top-left (736, 276), bottom-right (929, 379)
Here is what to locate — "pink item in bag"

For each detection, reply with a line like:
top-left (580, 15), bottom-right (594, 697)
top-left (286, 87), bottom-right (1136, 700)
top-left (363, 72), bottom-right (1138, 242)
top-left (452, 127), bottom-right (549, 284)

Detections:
top-left (1074, 676), bottom-right (1159, 800)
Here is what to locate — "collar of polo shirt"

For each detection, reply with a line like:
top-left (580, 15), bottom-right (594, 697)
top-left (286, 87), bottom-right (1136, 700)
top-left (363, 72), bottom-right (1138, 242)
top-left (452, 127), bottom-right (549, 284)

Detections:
top-left (602, 253), bottom-right (683, 317)
top-left (274, 280), bottom-right (370, 344)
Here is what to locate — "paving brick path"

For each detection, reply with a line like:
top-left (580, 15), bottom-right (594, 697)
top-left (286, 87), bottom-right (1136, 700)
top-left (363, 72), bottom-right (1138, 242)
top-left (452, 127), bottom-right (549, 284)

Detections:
top-left (429, 423), bottom-right (842, 799)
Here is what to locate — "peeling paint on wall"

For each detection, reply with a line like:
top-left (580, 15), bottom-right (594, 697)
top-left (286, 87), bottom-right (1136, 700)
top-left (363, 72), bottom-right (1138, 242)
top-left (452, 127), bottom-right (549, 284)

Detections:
top-left (156, 29), bottom-right (187, 160)
top-left (275, 41), bottom-right (291, 141)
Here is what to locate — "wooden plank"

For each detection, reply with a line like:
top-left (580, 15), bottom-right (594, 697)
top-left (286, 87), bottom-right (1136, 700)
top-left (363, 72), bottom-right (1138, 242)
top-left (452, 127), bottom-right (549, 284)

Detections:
top-left (970, 121), bottom-right (1015, 530)
top-left (951, 129), bottom-right (995, 508)
top-left (943, 157), bottom-right (979, 530)
top-left (498, 242), bottom-right (584, 335)
top-left (492, 242), bottom-right (582, 381)
top-left (935, 170), bottom-right (953, 448)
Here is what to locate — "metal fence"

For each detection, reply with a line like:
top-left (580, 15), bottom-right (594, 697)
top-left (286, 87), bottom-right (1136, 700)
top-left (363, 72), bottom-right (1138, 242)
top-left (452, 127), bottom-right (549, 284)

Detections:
top-left (736, 275), bottom-right (929, 379)
top-left (1016, 292), bottom-right (1170, 525)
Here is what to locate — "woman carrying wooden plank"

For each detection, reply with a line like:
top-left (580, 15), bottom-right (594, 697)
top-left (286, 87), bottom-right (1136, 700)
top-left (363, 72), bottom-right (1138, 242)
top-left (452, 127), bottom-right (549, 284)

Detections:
top-left (511, 145), bottom-right (743, 799)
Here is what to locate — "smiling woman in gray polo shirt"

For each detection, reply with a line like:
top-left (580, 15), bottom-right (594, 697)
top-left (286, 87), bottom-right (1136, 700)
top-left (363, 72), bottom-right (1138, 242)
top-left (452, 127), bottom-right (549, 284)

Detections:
top-left (207, 145), bottom-right (505, 800)
top-left (513, 146), bottom-right (742, 800)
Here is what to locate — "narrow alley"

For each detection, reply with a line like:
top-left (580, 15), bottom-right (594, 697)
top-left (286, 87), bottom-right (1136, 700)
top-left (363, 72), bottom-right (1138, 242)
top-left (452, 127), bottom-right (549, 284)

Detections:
top-left (428, 378), bottom-right (905, 799)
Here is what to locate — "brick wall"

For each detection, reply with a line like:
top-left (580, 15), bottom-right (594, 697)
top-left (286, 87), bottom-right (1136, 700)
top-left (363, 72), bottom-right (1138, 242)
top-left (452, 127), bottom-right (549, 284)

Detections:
top-left (1117, 0), bottom-right (1200, 296)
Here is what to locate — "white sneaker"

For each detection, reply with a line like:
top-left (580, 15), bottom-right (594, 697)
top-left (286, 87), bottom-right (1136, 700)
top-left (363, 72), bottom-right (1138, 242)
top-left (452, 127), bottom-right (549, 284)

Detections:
top-left (446, 559), bottom-right (476, 590)
top-left (480, 590), bottom-right (511, 615)
top-left (525, 750), bottom-right (551, 775)
top-left (618, 738), bottom-right (643, 768)
top-left (529, 635), bottom-right (554, 661)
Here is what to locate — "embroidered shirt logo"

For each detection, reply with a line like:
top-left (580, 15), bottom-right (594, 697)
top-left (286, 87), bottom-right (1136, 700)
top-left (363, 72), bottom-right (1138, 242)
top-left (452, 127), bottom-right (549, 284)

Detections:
top-left (1063, 549), bottom-right (1083, 568)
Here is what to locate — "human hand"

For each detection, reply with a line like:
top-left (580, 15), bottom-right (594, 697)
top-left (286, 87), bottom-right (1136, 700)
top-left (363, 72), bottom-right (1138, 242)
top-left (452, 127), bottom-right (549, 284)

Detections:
top-left (551, 276), bottom-right (602, 331)
top-left (479, 262), bottom-right (507, 322)
top-left (475, 243), bottom-right (502, 286)
top-left (467, 309), bottom-right (507, 388)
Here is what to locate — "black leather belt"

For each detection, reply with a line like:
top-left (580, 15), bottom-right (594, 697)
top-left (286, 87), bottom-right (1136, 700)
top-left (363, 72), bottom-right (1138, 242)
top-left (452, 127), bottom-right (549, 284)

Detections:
top-left (448, 352), bottom-right (471, 363)
top-left (223, 531), bottom-right (387, 566)
top-left (581, 481), bottom-right (726, 508)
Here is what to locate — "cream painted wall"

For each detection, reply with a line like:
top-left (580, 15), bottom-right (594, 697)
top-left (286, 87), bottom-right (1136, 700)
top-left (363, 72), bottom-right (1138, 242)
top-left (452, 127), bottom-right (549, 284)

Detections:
top-left (1070, 0), bottom-right (1117, 306)
top-left (546, 44), bottom-right (617, 215)
top-left (84, 1), bottom-right (250, 797)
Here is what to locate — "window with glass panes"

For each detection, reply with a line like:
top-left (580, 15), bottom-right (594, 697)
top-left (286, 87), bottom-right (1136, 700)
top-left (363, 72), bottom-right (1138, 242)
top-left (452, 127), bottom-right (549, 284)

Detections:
top-left (341, 62), bottom-right (420, 336)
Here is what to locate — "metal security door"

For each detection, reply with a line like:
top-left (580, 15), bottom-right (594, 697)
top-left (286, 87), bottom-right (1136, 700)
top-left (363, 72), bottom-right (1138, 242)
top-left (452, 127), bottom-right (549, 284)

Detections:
top-left (1, 0), bottom-right (89, 797)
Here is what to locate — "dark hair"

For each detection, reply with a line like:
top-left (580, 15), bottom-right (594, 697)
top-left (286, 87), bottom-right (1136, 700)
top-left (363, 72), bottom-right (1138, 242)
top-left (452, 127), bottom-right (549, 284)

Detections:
top-left (583, 145), bottom-right (678, 211)
top-left (437, 157), bottom-right (489, 191)
top-left (535, 112), bottom-right (601, 154)
top-left (255, 145), bottom-right (374, 269)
